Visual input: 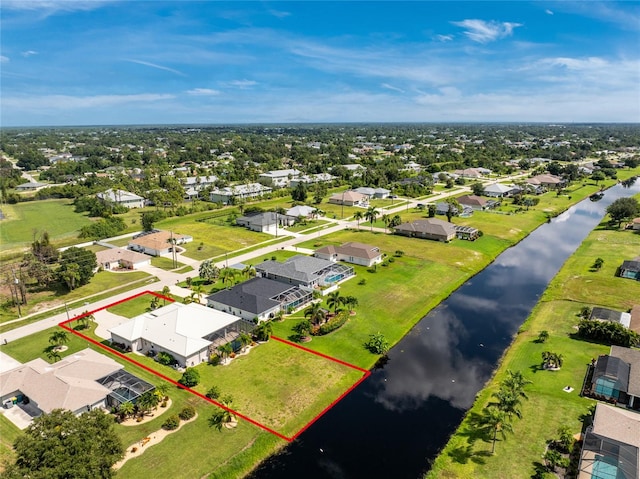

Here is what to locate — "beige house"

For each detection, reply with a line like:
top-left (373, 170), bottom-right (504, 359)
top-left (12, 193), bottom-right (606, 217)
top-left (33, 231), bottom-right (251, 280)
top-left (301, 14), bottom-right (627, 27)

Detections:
top-left (128, 230), bottom-right (193, 256)
top-left (328, 191), bottom-right (369, 207)
top-left (314, 242), bottom-right (383, 267)
top-left (96, 248), bottom-right (151, 270)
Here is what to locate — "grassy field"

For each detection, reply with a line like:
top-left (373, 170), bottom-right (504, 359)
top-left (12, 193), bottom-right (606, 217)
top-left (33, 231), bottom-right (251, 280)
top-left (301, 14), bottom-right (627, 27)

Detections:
top-left (150, 256), bottom-right (186, 270)
top-left (0, 199), bottom-right (93, 251)
top-left (427, 201), bottom-right (640, 478)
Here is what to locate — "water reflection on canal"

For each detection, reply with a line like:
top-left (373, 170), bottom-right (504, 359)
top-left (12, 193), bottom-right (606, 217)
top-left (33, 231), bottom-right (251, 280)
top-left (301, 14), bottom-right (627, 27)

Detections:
top-left (249, 180), bottom-right (640, 479)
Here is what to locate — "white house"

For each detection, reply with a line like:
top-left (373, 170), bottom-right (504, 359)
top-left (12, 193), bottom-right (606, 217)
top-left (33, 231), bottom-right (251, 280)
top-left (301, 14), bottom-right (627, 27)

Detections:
top-left (236, 212), bottom-right (295, 234)
top-left (483, 183), bottom-right (518, 198)
top-left (96, 189), bottom-right (145, 209)
top-left (314, 242), bottom-right (383, 267)
top-left (289, 173), bottom-right (337, 188)
top-left (210, 183), bottom-right (272, 205)
top-left (258, 169), bottom-right (301, 188)
top-left (109, 302), bottom-right (252, 368)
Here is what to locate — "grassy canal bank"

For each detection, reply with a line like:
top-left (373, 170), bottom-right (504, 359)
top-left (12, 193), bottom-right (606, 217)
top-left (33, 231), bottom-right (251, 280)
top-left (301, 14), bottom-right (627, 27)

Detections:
top-left (1, 171), bottom-right (638, 479)
top-left (426, 190), bottom-right (640, 479)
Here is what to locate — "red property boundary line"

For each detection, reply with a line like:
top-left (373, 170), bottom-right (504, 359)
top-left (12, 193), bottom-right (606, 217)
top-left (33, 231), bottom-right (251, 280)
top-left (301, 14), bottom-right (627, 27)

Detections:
top-left (59, 291), bottom-right (370, 442)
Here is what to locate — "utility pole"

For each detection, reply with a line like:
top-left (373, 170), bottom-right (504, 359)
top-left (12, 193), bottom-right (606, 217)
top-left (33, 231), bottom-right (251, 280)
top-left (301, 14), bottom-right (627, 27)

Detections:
top-left (170, 231), bottom-right (177, 268)
top-left (11, 268), bottom-right (22, 317)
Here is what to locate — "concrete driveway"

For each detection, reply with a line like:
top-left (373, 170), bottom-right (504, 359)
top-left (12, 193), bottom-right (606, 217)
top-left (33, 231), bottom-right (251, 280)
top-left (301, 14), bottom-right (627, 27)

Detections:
top-left (93, 310), bottom-right (131, 340)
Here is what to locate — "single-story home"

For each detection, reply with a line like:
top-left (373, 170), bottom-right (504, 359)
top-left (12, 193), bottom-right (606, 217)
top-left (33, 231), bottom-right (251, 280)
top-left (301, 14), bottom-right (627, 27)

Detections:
top-left (588, 345), bottom-right (640, 410)
top-left (619, 257), bottom-right (640, 280)
top-left (255, 255), bottom-right (354, 289)
top-left (258, 169), bottom-right (301, 187)
top-left (630, 218), bottom-right (640, 231)
top-left (96, 189), bottom-right (145, 209)
top-left (0, 348), bottom-right (154, 422)
top-left (328, 191), bottom-right (369, 207)
top-left (207, 277), bottom-right (313, 322)
top-left (435, 202), bottom-right (473, 217)
top-left (209, 183), bottom-right (272, 205)
top-left (95, 248), bottom-right (151, 270)
top-left (128, 230), bottom-right (193, 257)
top-left (109, 302), bottom-right (253, 367)
top-left (353, 187), bottom-right (391, 199)
top-left (314, 242), bottom-right (383, 267)
top-left (589, 307), bottom-right (632, 329)
top-left (452, 168), bottom-right (489, 179)
top-left (286, 205), bottom-right (316, 218)
top-left (457, 195), bottom-right (493, 211)
top-left (236, 212), bottom-right (295, 234)
top-left (578, 403), bottom-right (639, 479)
top-left (394, 219), bottom-right (457, 242)
top-left (483, 183), bottom-right (518, 198)
top-left (289, 173), bottom-right (337, 188)
top-left (15, 181), bottom-right (49, 191)
top-left (525, 174), bottom-right (564, 189)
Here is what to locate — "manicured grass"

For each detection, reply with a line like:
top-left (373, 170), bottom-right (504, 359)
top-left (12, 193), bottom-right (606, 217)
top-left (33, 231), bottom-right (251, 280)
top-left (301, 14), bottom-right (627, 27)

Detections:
top-left (0, 270), bottom-right (151, 324)
top-left (0, 415), bottom-right (21, 472)
top-left (427, 205), bottom-right (640, 479)
top-left (192, 340), bottom-right (364, 437)
top-left (107, 295), bottom-right (155, 318)
top-left (0, 199), bottom-right (93, 250)
top-left (150, 256), bottom-right (186, 270)
top-left (285, 219), bottom-right (330, 233)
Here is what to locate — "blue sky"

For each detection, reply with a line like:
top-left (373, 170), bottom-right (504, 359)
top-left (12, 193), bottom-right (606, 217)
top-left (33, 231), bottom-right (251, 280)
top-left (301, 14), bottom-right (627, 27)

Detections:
top-left (1, 1), bottom-right (639, 126)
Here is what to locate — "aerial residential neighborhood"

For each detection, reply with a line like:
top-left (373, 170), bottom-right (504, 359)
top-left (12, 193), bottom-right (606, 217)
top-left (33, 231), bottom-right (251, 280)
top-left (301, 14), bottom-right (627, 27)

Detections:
top-left (0, 122), bottom-right (639, 479)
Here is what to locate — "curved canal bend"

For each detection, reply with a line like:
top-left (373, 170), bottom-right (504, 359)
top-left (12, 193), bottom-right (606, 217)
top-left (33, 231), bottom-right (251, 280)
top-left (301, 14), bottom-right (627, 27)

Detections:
top-left (249, 181), bottom-right (640, 479)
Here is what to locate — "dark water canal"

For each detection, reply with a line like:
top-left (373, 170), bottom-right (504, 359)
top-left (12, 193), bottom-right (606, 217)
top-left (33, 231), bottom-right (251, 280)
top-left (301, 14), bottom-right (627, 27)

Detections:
top-left (250, 180), bottom-right (640, 479)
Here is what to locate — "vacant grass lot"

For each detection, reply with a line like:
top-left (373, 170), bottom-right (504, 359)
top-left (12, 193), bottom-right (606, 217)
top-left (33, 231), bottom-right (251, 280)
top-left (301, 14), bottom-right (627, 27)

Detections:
top-left (427, 208), bottom-right (640, 478)
top-left (0, 199), bottom-right (93, 250)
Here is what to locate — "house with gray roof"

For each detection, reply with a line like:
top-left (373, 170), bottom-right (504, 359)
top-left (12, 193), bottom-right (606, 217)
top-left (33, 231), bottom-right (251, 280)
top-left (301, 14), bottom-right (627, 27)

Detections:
top-left (353, 187), bottom-right (391, 199)
top-left (286, 205), bottom-right (316, 218)
top-left (619, 257), bottom-right (640, 280)
top-left (236, 212), bottom-right (295, 234)
top-left (457, 194), bottom-right (495, 211)
top-left (590, 307), bottom-right (632, 329)
top-left (483, 183), bottom-right (518, 198)
top-left (207, 277), bottom-right (312, 322)
top-left (314, 242), bottom-right (383, 267)
top-left (255, 255), bottom-right (354, 289)
top-left (394, 218), bottom-right (457, 242)
top-left (289, 173), bottom-right (337, 188)
top-left (15, 181), bottom-right (49, 191)
top-left (328, 190), bottom-right (369, 207)
top-left (588, 346), bottom-right (640, 410)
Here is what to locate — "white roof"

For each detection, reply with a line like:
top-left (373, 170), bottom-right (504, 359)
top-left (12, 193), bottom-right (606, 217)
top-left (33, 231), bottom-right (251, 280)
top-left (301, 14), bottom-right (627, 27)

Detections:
top-left (286, 205), bottom-right (315, 217)
top-left (484, 183), bottom-right (514, 193)
top-left (97, 189), bottom-right (143, 202)
top-left (109, 303), bottom-right (240, 358)
top-left (259, 169), bottom-right (301, 178)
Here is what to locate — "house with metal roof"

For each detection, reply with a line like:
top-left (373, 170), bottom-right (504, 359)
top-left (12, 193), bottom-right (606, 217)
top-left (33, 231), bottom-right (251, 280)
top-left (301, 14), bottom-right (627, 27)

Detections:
top-left (15, 181), bottom-right (50, 191)
top-left (394, 218), bottom-right (457, 242)
top-left (255, 255), bottom-right (354, 289)
top-left (109, 302), bottom-right (253, 368)
top-left (314, 242), bottom-right (383, 267)
top-left (0, 349), bottom-right (153, 426)
top-left (578, 403), bottom-right (639, 479)
top-left (96, 189), bottom-right (145, 209)
top-left (207, 277), bottom-right (313, 322)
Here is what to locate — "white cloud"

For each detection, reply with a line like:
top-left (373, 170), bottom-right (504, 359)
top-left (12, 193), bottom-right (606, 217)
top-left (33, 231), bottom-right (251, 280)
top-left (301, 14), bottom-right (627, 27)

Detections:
top-left (186, 88), bottom-right (220, 96)
top-left (545, 9), bottom-right (554, 15)
top-left (2, 1), bottom-right (113, 13)
top-left (0, 56), bottom-right (9, 63)
top-left (451, 19), bottom-right (522, 43)
top-left (21, 50), bottom-right (38, 57)
top-left (269, 9), bottom-right (291, 19)
top-left (381, 83), bottom-right (405, 93)
top-left (126, 59), bottom-right (186, 77)
top-left (2, 93), bottom-right (175, 110)
top-left (222, 79), bottom-right (258, 88)
top-left (435, 34), bottom-right (453, 42)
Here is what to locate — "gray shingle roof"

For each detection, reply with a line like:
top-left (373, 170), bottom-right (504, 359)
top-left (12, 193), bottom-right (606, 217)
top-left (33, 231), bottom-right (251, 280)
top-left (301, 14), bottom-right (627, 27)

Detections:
top-left (255, 255), bottom-right (335, 283)
top-left (207, 278), bottom-right (294, 315)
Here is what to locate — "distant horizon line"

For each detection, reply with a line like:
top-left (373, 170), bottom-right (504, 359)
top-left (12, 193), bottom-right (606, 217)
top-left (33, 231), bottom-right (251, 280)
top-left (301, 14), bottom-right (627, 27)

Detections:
top-left (2, 121), bottom-right (639, 130)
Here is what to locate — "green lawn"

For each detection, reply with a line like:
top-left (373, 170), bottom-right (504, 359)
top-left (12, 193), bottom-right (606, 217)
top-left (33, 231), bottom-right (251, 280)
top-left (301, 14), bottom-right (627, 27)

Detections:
top-left (150, 256), bottom-right (186, 270)
top-left (427, 202), bottom-right (640, 479)
top-left (285, 219), bottom-right (330, 233)
top-left (0, 199), bottom-right (93, 251)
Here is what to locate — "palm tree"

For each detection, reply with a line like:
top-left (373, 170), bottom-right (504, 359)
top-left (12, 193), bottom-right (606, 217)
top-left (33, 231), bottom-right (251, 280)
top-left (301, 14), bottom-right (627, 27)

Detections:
top-left (199, 259), bottom-right (220, 284)
top-left (353, 211), bottom-right (364, 229)
top-left (479, 405), bottom-right (514, 454)
top-left (218, 343), bottom-right (234, 364)
top-left (502, 370), bottom-right (532, 399)
top-left (274, 310), bottom-right (285, 322)
top-left (76, 311), bottom-right (92, 330)
top-left (136, 390), bottom-right (160, 417)
top-left (161, 285), bottom-right (171, 305)
top-left (238, 332), bottom-right (252, 352)
top-left (542, 351), bottom-right (564, 369)
top-left (326, 291), bottom-right (344, 315)
top-left (46, 347), bottom-right (62, 363)
top-left (294, 319), bottom-right (313, 341)
top-left (209, 395), bottom-right (236, 431)
top-left (343, 295), bottom-right (359, 313)
top-left (491, 387), bottom-right (523, 419)
top-left (118, 401), bottom-right (135, 420)
top-left (220, 267), bottom-right (236, 287)
top-left (154, 383), bottom-right (170, 401)
top-left (537, 330), bottom-right (549, 343)
top-left (150, 296), bottom-right (160, 310)
top-left (242, 264), bottom-right (255, 279)
top-left (381, 214), bottom-right (390, 233)
top-left (49, 330), bottom-right (68, 350)
top-left (253, 321), bottom-right (273, 342)
top-left (304, 302), bottom-right (326, 326)
top-left (365, 206), bottom-right (380, 232)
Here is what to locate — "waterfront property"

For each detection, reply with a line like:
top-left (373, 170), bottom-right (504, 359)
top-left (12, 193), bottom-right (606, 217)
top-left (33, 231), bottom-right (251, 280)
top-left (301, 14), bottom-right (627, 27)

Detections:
top-left (456, 194), bottom-right (497, 211)
top-left (255, 255), bottom-right (354, 288)
top-left (314, 242), bottom-right (383, 267)
top-left (394, 218), bottom-right (457, 242)
top-left (108, 302), bottom-right (253, 367)
top-left (207, 277), bottom-right (313, 321)
top-left (96, 189), bottom-right (145, 209)
top-left (128, 230), bottom-right (193, 256)
top-left (587, 346), bottom-right (640, 410)
top-left (589, 307), bottom-right (632, 328)
top-left (483, 183), bottom-right (518, 198)
top-left (577, 403), bottom-right (639, 479)
top-left (619, 257), bottom-right (640, 280)
top-left (0, 348), bottom-right (153, 424)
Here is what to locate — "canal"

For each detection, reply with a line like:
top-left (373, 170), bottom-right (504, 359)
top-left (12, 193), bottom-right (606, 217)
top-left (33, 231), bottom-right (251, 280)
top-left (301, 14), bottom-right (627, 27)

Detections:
top-left (249, 180), bottom-right (640, 479)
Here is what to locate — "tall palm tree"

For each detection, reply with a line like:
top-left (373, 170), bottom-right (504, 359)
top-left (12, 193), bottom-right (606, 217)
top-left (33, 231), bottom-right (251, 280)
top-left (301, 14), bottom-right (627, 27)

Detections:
top-left (381, 214), bottom-right (390, 233)
top-left (353, 211), bottom-right (364, 229)
top-left (220, 267), bottom-right (236, 287)
top-left (326, 291), bottom-right (344, 315)
top-left (490, 387), bottom-right (523, 419)
top-left (239, 332), bottom-right (252, 352)
top-left (479, 405), bottom-right (514, 454)
top-left (136, 390), bottom-right (159, 417)
top-left (154, 383), bottom-right (170, 401)
top-left (209, 395), bottom-right (236, 431)
top-left (365, 206), bottom-right (380, 232)
top-left (242, 264), bottom-right (255, 279)
top-left (503, 370), bottom-right (532, 399)
top-left (253, 321), bottom-right (273, 341)
top-left (161, 285), bottom-right (171, 305)
top-left (46, 347), bottom-right (62, 363)
top-left (343, 295), bottom-right (359, 313)
top-left (304, 302), bottom-right (326, 326)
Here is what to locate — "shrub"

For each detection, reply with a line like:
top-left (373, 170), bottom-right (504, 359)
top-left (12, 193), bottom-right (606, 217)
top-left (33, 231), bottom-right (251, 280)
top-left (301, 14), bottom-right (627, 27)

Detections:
top-left (179, 406), bottom-right (196, 421)
top-left (358, 278), bottom-right (367, 285)
top-left (387, 257), bottom-right (395, 263)
top-left (206, 385), bottom-right (221, 400)
top-left (178, 368), bottom-right (200, 387)
top-left (162, 415), bottom-right (180, 430)
top-left (367, 267), bottom-right (377, 273)
top-left (208, 355), bottom-right (221, 366)
top-left (314, 312), bottom-right (349, 336)
top-left (156, 351), bottom-right (176, 366)
top-left (365, 332), bottom-right (390, 354)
